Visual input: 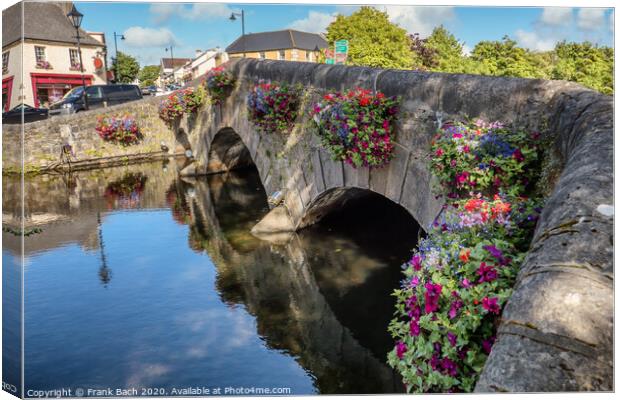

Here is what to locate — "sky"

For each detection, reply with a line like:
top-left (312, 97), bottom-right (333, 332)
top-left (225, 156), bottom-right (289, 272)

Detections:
top-left (74, 1), bottom-right (615, 66)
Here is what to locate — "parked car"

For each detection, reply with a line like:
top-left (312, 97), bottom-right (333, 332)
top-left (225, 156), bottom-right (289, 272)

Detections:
top-left (2, 104), bottom-right (49, 124)
top-left (140, 85), bottom-right (157, 96)
top-left (48, 84), bottom-right (142, 116)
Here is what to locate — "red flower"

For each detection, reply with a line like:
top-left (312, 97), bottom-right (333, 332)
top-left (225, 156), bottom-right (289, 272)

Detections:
top-left (481, 297), bottom-right (501, 314)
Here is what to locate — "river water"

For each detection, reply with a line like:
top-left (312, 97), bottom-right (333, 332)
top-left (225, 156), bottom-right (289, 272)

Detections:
top-left (2, 161), bottom-right (420, 395)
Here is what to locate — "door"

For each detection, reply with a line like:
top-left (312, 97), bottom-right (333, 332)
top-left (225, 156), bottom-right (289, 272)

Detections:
top-left (85, 86), bottom-right (104, 110)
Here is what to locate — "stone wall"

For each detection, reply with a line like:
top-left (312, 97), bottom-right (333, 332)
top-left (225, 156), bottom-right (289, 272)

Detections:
top-left (2, 95), bottom-right (178, 173)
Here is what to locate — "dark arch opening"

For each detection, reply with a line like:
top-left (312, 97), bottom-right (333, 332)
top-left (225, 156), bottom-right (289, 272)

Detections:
top-left (299, 188), bottom-right (421, 361)
top-left (207, 128), bottom-right (255, 174)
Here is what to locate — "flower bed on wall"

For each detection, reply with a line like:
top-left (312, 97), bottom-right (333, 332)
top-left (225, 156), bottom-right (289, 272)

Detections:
top-left (203, 66), bottom-right (236, 105)
top-left (158, 87), bottom-right (205, 125)
top-left (312, 88), bottom-right (400, 168)
top-left (387, 120), bottom-right (545, 393)
top-left (246, 81), bottom-right (301, 134)
top-left (95, 115), bottom-right (142, 145)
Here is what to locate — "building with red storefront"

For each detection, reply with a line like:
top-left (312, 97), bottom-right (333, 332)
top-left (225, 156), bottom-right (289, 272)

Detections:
top-left (2, 1), bottom-right (108, 111)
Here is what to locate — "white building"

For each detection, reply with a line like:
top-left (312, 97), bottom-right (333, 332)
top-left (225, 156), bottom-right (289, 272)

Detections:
top-left (2, 1), bottom-right (108, 110)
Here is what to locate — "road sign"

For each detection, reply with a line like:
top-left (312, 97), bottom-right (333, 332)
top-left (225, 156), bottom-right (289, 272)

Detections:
top-left (334, 39), bottom-right (348, 65)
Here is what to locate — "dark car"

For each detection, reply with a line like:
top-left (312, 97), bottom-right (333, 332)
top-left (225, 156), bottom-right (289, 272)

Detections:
top-left (2, 104), bottom-right (49, 124)
top-left (48, 84), bottom-right (142, 116)
top-left (141, 85), bottom-right (157, 96)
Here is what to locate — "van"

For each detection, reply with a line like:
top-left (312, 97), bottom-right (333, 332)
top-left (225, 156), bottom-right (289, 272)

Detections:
top-left (48, 84), bottom-right (143, 116)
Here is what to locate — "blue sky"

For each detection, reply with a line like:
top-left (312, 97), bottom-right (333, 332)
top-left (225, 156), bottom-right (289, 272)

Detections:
top-left (75, 2), bottom-right (615, 66)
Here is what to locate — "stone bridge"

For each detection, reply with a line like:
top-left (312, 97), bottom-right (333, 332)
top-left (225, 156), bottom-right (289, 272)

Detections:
top-left (176, 58), bottom-right (613, 392)
top-left (6, 58), bottom-right (613, 392)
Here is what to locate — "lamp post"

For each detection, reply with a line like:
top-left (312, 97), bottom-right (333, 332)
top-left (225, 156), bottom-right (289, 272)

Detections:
top-left (113, 31), bottom-right (125, 82)
top-left (165, 45), bottom-right (175, 84)
top-left (66, 4), bottom-right (88, 110)
top-left (229, 10), bottom-right (245, 57)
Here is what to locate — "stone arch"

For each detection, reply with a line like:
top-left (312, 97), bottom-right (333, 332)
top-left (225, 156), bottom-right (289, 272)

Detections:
top-left (206, 127), bottom-right (255, 174)
top-left (298, 186), bottom-right (421, 231)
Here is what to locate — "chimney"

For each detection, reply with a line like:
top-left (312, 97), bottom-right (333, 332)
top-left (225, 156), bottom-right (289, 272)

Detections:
top-left (195, 49), bottom-right (202, 57)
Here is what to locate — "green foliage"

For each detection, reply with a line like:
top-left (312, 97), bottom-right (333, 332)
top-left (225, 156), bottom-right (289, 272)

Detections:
top-left (138, 65), bottom-right (161, 87)
top-left (408, 24), bottom-right (613, 94)
top-left (325, 6), bottom-right (413, 69)
top-left (551, 41), bottom-right (614, 95)
top-left (112, 51), bottom-right (140, 83)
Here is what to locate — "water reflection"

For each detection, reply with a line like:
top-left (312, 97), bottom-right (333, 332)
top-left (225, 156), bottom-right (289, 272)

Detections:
top-left (3, 161), bottom-right (418, 395)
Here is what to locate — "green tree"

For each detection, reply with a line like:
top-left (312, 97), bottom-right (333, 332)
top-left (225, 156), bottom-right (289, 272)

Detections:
top-left (325, 6), bottom-right (413, 69)
top-left (111, 51), bottom-right (140, 83)
top-left (470, 36), bottom-right (546, 78)
top-left (138, 65), bottom-right (161, 87)
top-left (423, 26), bottom-right (466, 73)
top-left (552, 41), bottom-right (613, 95)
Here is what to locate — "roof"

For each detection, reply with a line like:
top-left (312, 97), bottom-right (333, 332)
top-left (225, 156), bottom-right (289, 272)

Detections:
top-left (3, 2), bottom-right (103, 48)
top-left (225, 29), bottom-right (328, 53)
top-left (161, 58), bottom-right (192, 69)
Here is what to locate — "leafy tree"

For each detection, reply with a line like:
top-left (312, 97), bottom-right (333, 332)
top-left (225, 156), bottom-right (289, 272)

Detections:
top-left (325, 6), bottom-right (413, 69)
top-left (423, 26), bottom-right (467, 73)
top-left (111, 51), bottom-right (140, 83)
top-left (552, 41), bottom-right (613, 95)
top-left (470, 36), bottom-right (546, 79)
top-left (138, 65), bottom-right (161, 87)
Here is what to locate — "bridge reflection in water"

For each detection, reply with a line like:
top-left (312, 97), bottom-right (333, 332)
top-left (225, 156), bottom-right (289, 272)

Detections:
top-left (3, 161), bottom-right (419, 394)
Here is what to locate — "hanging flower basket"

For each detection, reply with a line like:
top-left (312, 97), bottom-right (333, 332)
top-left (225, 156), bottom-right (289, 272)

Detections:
top-left (246, 81), bottom-right (302, 134)
top-left (158, 87), bottom-right (205, 125)
top-left (95, 115), bottom-right (142, 145)
top-left (312, 88), bottom-right (400, 168)
top-left (203, 66), bottom-right (236, 105)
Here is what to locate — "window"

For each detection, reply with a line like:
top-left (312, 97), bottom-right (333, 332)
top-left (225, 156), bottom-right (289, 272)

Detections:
top-left (2, 51), bottom-right (8, 73)
top-left (306, 51), bottom-right (312, 62)
top-left (291, 49), bottom-right (298, 61)
top-left (278, 50), bottom-right (285, 60)
top-left (69, 49), bottom-right (80, 69)
top-left (259, 52), bottom-right (266, 60)
top-left (35, 46), bottom-right (46, 63)
top-left (85, 86), bottom-right (102, 99)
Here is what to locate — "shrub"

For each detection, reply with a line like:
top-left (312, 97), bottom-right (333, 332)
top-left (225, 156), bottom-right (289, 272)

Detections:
top-left (95, 115), bottom-right (142, 145)
top-left (158, 87), bottom-right (205, 125)
top-left (312, 88), bottom-right (400, 168)
top-left (203, 66), bottom-right (236, 104)
top-left (246, 81), bottom-right (301, 134)
top-left (387, 119), bottom-right (545, 393)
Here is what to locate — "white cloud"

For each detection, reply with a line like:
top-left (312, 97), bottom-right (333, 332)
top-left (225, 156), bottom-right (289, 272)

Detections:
top-left (515, 29), bottom-right (557, 51)
top-left (384, 6), bottom-right (456, 37)
top-left (577, 9), bottom-right (606, 30)
top-left (288, 11), bottom-right (337, 34)
top-left (608, 10), bottom-right (614, 32)
top-left (462, 44), bottom-right (472, 56)
top-left (150, 3), bottom-right (233, 24)
top-left (539, 8), bottom-right (573, 26)
top-left (123, 26), bottom-right (178, 48)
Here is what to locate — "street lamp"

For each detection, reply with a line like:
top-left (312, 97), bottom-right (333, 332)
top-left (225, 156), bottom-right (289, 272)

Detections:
top-left (165, 45), bottom-right (175, 84)
top-left (67, 4), bottom-right (88, 110)
top-left (229, 10), bottom-right (245, 57)
top-left (113, 32), bottom-right (125, 82)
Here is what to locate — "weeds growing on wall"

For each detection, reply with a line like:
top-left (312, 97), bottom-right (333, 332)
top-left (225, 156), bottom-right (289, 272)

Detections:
top-left (95, 115), bottom-right (142, 145)
top-left (203, 66), bottom-right (236, 105)
top-left (246, 81), bottom-right (302, 134)
top-left (387, 119), bottom-right (545, 393)
top-left (158, 87), bottom-right (205, 126)
top-left (312, 88), bottom-right (400, 168)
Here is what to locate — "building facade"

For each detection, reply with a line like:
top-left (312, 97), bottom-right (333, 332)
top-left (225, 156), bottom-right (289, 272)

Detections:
top-left (225, 29), bottom-right (327, 62)
top-left (2, 1), bottom-right (107, 111)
